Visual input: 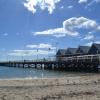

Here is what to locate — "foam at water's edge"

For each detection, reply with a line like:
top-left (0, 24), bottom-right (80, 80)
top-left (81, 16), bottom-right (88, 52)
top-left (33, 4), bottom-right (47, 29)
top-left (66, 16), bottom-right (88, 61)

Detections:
top-left (0, 76), bottom-right (62, 81)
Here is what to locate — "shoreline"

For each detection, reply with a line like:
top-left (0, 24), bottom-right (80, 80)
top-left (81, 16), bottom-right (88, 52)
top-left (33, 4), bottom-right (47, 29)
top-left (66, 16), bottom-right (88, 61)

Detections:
top-left (0, 71), bottom-right (98, 80)
top-left (0, 74), bottom-right (100, 100)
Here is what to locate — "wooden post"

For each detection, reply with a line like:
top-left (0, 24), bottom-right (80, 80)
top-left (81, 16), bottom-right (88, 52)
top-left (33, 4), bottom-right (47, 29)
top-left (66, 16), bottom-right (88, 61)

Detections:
top-left (91, 55), bottom-right (93, 62)
top-left (98, 54), bottom-right (100, 62)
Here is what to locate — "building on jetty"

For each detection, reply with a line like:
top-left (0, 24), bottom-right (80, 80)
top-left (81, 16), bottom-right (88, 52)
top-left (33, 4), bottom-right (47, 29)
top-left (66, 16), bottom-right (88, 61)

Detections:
top-left (56, 48), bottom-right (77, 61)
top-left (76, 46), bottom-right (90, 55)
top-left (88, 43), bottom-right (100, 54)
top-left (56, 49), bottom-right (67, 61)
top-left (0, 43), bottom-right (100, 72)
top-left (65, 48), bottom-right (77, 57)
top-left (56, 43), bottom-right (100, 61)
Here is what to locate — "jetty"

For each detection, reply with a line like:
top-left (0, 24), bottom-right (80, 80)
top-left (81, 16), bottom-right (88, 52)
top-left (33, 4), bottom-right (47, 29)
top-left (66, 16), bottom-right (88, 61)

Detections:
top-left (0, 43), bottom-right (100, 72)
top-left (0, 54), bottom-right (100, 72)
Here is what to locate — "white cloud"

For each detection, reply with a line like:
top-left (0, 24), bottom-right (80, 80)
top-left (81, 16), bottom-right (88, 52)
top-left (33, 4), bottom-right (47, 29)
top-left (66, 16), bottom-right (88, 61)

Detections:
top-left (67, 5), bottom-right (73, 9)
top-left (86, 41), bottom-right (100, 46)
top-left (89, 0), bottom-right (100, 5)
top-left (34, 17), bottom-right (100, 37)
top-left (24, 0), bottom-right (37, 14)
top-left (63, 17), bottom-right (100, 30)
top-left (26, 43), bottom-right (56, 49)
top-left (95, 0), bottom-right (100, 3)
top-left (97, 26), bottom-right (100, 30)
top-left (79, 0), bottom-right (100, 7)
top-left (3, 33), bottom-right (8, 36)
top-left (34, 28), bottom-right (78, 37)
top-left (60, 6), bottom-right (64, 9)
top-left (83, 32), bottom-right (94, 40)
top-left (24, 0), bottom-right (61, 14)
top-left (78, 0), bottom-right (88, 4)
top-left (8, 49), bottom-right (55, 57)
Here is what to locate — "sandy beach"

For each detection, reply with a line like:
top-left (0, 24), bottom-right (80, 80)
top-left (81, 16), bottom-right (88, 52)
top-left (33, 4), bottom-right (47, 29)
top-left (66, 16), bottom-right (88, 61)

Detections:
top-left (0, 73), bottom-right (100, 100)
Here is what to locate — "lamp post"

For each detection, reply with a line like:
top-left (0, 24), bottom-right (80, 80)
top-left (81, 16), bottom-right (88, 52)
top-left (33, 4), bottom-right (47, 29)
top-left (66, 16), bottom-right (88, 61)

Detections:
top-left (55, 42), bottom-right (58, 53)
top-left (21, 52), bottom-right (24, 61)
top-left (37, 49), bottom-right (38, 61)
top-left (96, 50), bottom-right (100, 62)
top-left (97, 50), bottom-right (99, 55)
top-left (48, 48), bottom-right (51, 61)
top-left (21, 55), bottom-right (23, 61)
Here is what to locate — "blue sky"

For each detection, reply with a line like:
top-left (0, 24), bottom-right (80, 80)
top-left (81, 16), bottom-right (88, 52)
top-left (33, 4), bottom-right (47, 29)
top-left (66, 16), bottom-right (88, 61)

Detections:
top-left (0, 0), bottom-right (100, 60)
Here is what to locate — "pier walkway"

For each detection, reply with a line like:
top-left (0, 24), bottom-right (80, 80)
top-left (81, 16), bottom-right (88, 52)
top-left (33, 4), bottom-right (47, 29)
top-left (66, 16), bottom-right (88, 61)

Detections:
top-left (0, 54), bottom-right (100, 72)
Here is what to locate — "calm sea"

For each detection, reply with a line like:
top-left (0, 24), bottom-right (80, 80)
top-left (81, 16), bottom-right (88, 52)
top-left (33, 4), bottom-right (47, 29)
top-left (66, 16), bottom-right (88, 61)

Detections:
top-left (0, 66), bottom-right (93, 79)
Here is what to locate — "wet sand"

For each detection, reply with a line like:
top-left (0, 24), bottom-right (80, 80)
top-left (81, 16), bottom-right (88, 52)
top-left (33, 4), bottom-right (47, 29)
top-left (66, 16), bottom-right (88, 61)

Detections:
top-left (0, 74), bottom-right (100, 100)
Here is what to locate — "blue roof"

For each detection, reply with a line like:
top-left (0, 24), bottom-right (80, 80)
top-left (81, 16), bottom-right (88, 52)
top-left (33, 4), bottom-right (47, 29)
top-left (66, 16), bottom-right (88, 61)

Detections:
top-left (66, 48), bottom-right (77, 54)
top-left (76, 46), bottom-right (90, 54)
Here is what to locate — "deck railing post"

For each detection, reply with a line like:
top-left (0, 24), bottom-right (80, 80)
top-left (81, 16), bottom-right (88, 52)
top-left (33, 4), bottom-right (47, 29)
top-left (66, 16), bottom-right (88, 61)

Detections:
top-left (77, 57), bottom-right (78, 62)
top-left (98, 54), bottom-right (100, 63)
top-left (91, 55), bottom-right (93, 62)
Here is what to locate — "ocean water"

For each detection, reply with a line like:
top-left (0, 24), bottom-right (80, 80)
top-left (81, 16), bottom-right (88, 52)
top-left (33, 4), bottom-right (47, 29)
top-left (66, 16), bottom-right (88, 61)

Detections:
top-left (0, 66), bottom-right (92, 79)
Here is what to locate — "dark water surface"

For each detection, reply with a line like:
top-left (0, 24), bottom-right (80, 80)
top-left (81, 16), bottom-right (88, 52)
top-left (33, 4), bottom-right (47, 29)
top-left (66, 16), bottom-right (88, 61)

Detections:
top-left (0, 66), bottom-right (94, 79)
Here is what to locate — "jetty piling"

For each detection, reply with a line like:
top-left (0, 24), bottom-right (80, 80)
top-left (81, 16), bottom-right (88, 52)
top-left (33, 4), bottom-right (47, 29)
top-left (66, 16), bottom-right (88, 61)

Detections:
top-left (0, 43), bottom-right (100, 72)
top-left (0, 54), bottom-right (100, 72)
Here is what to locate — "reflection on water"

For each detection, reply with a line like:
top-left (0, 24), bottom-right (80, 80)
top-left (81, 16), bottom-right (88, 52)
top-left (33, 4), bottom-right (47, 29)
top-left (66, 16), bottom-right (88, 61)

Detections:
top-left (0, 66), bottom-right (93, 79)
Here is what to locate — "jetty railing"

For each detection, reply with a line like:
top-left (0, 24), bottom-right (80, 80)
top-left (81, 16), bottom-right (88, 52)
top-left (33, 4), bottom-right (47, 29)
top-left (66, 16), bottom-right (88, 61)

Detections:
top-left (58, 54), bottom-right (100, 62)
top-left (0, 54), bottom-right (100, 72)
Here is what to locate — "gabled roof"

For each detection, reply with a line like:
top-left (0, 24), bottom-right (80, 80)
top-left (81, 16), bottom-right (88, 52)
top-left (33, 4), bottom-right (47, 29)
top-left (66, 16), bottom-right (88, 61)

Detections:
top-left (76, 46), bottom-right (90, 54)
top-left (93, 43), bottom-right (100, 51)
top-left (56, 49), bottom-right (67, 55)
top-left (66, 48), bottom-right (77, 54)
top-left (88, 43), bottom-right (100, 54)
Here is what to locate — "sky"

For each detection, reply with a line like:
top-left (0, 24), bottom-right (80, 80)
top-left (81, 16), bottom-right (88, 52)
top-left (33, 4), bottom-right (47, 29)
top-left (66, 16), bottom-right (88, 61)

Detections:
top-left (0, 0), bottom-right (100, 60)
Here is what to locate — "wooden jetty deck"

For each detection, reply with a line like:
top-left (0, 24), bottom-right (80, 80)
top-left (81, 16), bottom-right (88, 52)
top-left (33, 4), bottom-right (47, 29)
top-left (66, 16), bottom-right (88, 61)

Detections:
top-left (0, 54), bottom-right (100, 72)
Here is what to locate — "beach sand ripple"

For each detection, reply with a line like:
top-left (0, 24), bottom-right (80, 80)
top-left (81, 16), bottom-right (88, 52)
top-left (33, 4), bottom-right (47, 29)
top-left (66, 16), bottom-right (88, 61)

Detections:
top-left (0, 74), bottom-right (100, 100)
